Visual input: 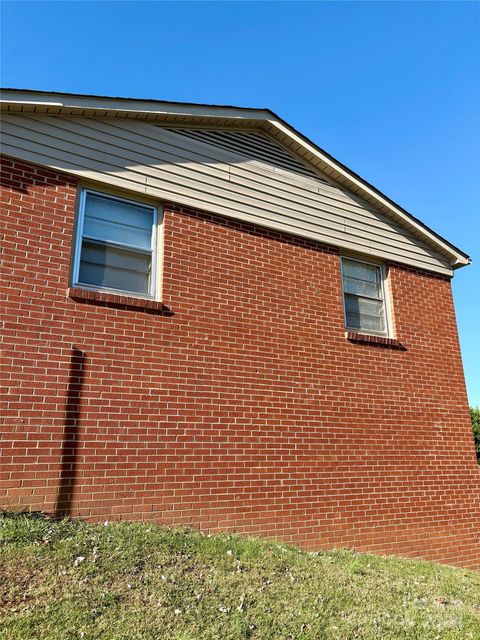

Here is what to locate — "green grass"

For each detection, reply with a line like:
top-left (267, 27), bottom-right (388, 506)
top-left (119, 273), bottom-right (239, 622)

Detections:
top-left (1, 514), bottom-right (479, 640)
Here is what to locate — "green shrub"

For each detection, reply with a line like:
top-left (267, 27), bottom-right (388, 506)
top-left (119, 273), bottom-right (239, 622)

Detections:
top-left (471, 407), bottom-right (480, 464)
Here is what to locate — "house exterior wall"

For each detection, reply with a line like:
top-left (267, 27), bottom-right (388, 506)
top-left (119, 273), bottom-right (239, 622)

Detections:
top-left (1, 156), bottom-right (479, 569)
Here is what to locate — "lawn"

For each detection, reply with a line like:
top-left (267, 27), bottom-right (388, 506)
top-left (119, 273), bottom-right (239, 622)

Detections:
top-left (1, 514), bottom-right (479, 639)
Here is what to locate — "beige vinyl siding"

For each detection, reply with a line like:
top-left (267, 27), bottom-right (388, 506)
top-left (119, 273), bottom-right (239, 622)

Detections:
top-left (1, 113), bottom-right (453, 275)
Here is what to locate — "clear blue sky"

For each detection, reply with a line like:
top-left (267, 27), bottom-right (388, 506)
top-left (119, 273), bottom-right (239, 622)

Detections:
top-left (2, 1), bottom-right (479, 405)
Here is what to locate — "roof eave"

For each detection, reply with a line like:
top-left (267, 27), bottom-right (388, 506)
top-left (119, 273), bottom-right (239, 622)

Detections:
top-left (0, 88), bottom-right (470, 269)
top-left (0, 88), bottom-right (273, 121)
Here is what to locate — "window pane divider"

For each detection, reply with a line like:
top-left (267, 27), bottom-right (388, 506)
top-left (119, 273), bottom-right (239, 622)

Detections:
top-left (78, 262), bottom-right (150, 276)
top-left (85, 214), bottom-right (153, 233)
top-left (343, 274), bottom-right (380, 285)
top-left (82, 234), bottom-right (153, 254)
top-left (344, 291), bottom-right (382, 302)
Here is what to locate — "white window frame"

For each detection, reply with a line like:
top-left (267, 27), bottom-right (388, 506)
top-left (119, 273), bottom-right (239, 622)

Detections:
top-left (340, 256), bottom-right (392, 337)
top-left (72, 188), bottom-right (159, 299)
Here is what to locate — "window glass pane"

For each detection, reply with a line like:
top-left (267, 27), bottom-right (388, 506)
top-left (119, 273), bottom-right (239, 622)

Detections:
top-left (78, 241), bottom-right (151, 294)
top-left (344, 294), bottom-right (385, 332)
top-left (344, 294), bottom-right (384, 317)
top-left (342, 258), bottom-right (380, 284)
top-left (84, 193), bottom-right (153, 249)
top-left (345, 311), bottom-right (385, 332)
top-left (343, 276), bottom-right (382, 299)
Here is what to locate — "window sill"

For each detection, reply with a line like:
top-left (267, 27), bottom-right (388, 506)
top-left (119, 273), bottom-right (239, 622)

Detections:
top-left (67, 287), bottom-right (173, 315)
top-left (346, 331), bottom-right (405, 350)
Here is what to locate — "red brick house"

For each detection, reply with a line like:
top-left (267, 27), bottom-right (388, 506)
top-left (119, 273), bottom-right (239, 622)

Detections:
top-left (1, 89), bottom-right (478, 569)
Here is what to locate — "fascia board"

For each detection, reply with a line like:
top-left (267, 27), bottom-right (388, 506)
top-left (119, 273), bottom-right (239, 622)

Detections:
top-left (0, 90), bottom-right (271, 121)
top-left (265, 119), bottom-right (470, 267)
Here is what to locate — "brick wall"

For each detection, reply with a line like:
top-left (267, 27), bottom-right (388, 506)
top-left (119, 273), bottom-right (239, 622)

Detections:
top-left (2, 156), bottom-right (479, 569)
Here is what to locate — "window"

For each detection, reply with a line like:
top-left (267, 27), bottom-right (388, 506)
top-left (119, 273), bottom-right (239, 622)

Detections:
top-left (72, 189), bottom-right (158, 298)
top-left (341, 257), bottom-right (390, 336)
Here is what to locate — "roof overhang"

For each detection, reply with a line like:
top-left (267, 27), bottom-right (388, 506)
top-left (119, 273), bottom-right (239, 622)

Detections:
top-left (0, 88), bottom-right (470, 269)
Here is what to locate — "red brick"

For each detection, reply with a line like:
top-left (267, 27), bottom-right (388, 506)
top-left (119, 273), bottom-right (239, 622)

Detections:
top-left (1, 156), bottom-right (479, 569)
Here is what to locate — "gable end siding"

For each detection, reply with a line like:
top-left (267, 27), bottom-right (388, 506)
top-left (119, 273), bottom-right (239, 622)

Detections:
top-left (1, 113), bottom-right (453, 275)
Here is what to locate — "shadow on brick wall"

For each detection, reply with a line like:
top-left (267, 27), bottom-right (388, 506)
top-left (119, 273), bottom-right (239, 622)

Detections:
top-left (55, 347), bottom-right (85, 517)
